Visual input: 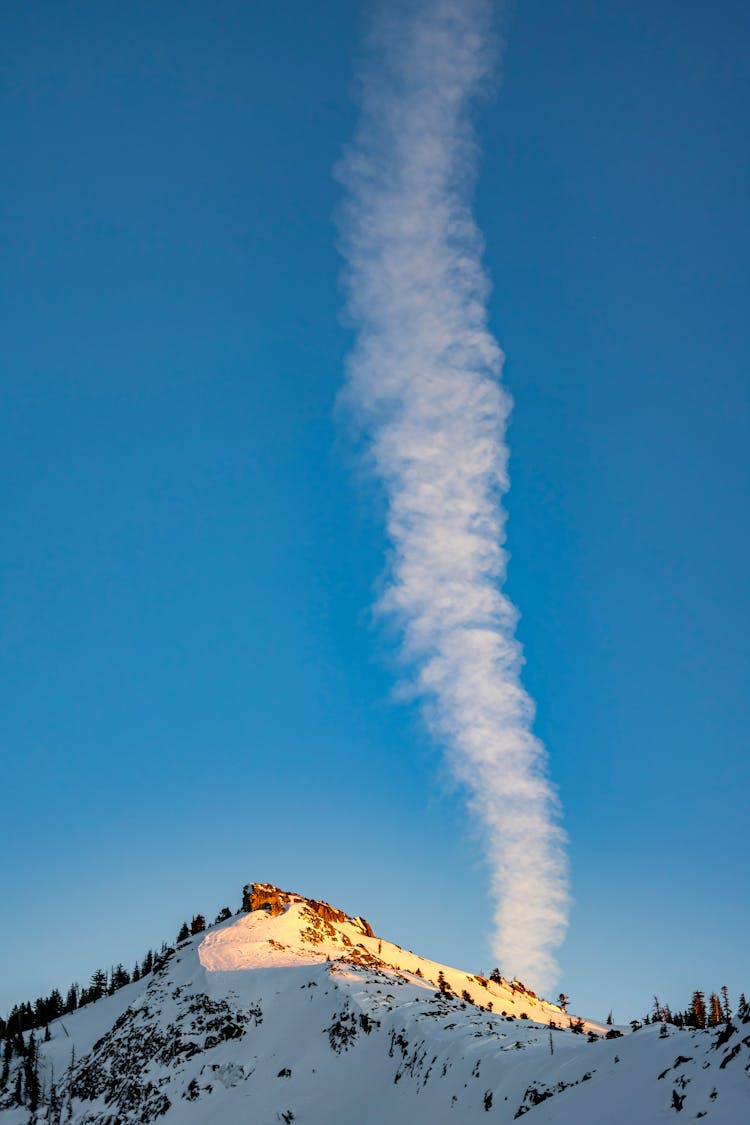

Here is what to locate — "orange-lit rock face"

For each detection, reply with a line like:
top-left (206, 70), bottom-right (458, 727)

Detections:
top-left (240, 882), bottom-right (375, 937)
top-left (241, 883), bottom-right (291, 916)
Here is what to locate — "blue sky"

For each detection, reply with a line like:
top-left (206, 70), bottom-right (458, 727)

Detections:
top-left (2, 0), bottom-right (748, 1022)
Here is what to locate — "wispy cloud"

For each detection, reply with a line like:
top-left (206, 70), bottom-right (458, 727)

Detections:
top-left (337, 0), bottom-right (569, 991)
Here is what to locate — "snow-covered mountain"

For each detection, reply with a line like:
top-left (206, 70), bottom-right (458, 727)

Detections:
top-left (2, 883), bottom-right (748, 1123)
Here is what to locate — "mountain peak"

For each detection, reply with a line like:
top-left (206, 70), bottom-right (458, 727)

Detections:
top-left (241, 881), bottom-right (374, 934)
top-left (2, 881), bottom-right (748, 1123)
top-left (200, 883), bottom-right (382, 974)
top-left (200, 882), bottom-right (572, 1030)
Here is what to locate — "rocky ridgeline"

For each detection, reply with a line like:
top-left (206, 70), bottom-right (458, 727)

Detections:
top-left (241, 881), bottom-right (375, 937)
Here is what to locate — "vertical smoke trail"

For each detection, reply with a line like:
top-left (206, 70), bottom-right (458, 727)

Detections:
top-left (337, 0), bottom-right (569, 990)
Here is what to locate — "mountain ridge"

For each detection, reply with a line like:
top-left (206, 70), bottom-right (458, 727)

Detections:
top-left (1, 882), bottom-right (748, 1123)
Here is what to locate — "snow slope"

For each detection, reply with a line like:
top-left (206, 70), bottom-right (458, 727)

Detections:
top-left (2, 884), bottom-right (748, 1123)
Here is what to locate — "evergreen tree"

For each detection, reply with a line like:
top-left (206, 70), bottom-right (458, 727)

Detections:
top-left (489, 967), bottom-right (502, 984)
top-left (88, 969), bottom-right (108, 1003)
top-left (558, 993), bottom-right (570, 1013)
top-left (51, 988), bottom-right (64, 1018)
top-left (177, 922), bottom-right (190, 942)
top-left (48, 1063), bottom-right (60, 1122)
top-left (23, 1032), bottom-right (40, 1111)
top-left (64, 984), bottom-right (79, 1014)
top-left (690, 990), bottom-right (706, 1028)
top-left (110, 964), bottom-right (130, 992)
top-left (64, 1045), bottom-right (76, 1123)
top-left (2, 1035), bottom-right (12, 1084)
top-left (214, 907), bottom-right (232, 924)
top-left (721, 985), bottom-right (731, 1021)
top-left (190, 914), bottom-right (206, 935)
top-left (708, 992), bottom-right (722, 1027)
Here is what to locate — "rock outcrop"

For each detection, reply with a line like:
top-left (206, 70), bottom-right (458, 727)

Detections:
top-left (241, 883), bottom-right (289, 917)
top-left (241, 883), bottom-right (374, 936)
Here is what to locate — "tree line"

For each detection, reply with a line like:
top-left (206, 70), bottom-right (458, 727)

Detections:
top-left (0, 908), bottom-right (232, 1042)
top-left (0, 905), bottom-right (233, 1114)
top-left (628, 987), bottom-right (749, 1033)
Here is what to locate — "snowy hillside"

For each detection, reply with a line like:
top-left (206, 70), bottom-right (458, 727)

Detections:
top-left (1, 883), bottom-right (748, 1123)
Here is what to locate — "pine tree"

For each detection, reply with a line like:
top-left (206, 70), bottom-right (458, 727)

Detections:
top-left (64, 1046), bottom-right (76, 1125)
top-left (1, 1035), bottom-right (12, 1084)
top-left (48, 1063), bottom-right (60, 1122)
top-left (708, 992), bottom-right (722, 1027)
top-left (177, 922), bottom-right (190, 942)
top-left (64, 984), bottom-right (79, 1014)
top-left (190, 914), bottom-right (206, 935)
top-left (721, 985), bottom-right (731, 1021)
top-left (88, 969), bottom-right (107, 1003)
top-left (558, 993), bottom-right (570, 1013)
top-left (23, 1032), bottom-right (40, 1111)
top-left (110, 964), bottom-right (130, 992)
top-left (690, 991), bottom-right (706, 1028)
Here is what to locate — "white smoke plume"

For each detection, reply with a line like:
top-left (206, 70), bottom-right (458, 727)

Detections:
top-left (337, 0), bottom-right (569, 991)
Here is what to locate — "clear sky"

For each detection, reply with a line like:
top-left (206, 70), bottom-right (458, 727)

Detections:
top-left (2, 0), bottom-right (748, 1023)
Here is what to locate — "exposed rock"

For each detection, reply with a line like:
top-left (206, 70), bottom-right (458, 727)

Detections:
top-left (241, 883), bottom-right (376, 936)
top-left (307, 899), bottom-right (348, 926)
top-left (354, 916), bottom-right (375, 938)
top-left (241, 883), bottom-right (288, 916)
